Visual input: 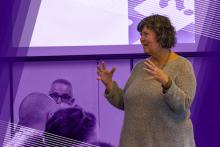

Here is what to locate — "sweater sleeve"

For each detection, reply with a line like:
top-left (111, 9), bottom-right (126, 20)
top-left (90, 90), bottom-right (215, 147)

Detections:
top-left (104, 81), bottom-right (125, 110)
top-left (104, 61), bottom-right (141, 110)
top-left (163, 60), bottom-right (196, 114)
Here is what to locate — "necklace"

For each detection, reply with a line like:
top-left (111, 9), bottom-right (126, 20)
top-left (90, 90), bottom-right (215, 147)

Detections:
top-left (150, 50), bottom-right (171, 69)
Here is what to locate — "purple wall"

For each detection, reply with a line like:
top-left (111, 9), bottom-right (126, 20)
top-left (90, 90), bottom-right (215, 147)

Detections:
top-left (12, 59), bottom-right (130, 146)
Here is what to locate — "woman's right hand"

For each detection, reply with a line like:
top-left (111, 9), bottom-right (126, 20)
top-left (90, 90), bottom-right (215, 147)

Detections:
top-left (97, 61), bottom-right (116, 91)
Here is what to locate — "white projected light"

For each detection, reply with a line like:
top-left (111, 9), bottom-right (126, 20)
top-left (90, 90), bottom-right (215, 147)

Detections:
top-left (30, 0), bottom-right (128, 46)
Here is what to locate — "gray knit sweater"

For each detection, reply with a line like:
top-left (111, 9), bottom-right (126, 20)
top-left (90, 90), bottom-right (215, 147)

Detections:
top-left (105, 56), bottom-right (196, 147)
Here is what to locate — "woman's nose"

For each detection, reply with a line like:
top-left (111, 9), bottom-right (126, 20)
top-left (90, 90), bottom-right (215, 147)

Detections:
top-left (140, 35), bottom-right (145, 41)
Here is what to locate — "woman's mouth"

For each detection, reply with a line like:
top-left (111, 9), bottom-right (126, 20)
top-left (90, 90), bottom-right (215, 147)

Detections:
top-left (141, 41), bottom-right (149, 46)
top-left (142, 44), bottom-right (148, 47)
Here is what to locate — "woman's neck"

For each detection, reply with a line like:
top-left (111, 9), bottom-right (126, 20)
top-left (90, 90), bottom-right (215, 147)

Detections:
top-left (150, 49), bottom-right (171, 66)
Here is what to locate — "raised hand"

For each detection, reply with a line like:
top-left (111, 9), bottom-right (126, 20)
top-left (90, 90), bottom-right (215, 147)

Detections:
top-left (97, 61), bottom-right (116, 91)
top-left (143, 59), bottom-right (169, 86)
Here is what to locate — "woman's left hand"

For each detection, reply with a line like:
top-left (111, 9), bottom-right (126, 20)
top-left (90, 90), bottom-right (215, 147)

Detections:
top-left (144, 59), bottom-right (169, 86)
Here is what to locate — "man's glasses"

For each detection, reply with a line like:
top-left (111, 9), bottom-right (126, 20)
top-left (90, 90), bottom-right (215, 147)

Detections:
top-left (49, 92), bottom-right (75, 104)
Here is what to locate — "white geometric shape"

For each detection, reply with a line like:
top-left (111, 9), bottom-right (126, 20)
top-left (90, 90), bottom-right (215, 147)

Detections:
top-left (134, 0), bottom-right (195, 31)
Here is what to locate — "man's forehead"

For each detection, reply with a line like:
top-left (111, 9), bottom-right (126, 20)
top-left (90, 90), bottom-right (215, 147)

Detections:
top-left (52, 82), bottom-right (71, 91)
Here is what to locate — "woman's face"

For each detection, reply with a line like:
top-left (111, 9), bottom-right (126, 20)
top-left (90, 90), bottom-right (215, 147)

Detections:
top-left (140, 26), bottom-right (160, 55)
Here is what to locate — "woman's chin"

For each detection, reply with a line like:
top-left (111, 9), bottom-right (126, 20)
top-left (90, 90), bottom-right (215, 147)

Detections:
top-left (144, 50), bottom-right (153, 56)
top-left (143, 48), bottom-right (149, 54)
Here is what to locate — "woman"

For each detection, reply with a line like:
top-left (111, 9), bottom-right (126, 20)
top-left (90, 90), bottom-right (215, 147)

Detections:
top-left (97, 14), bottom-right (196, 147)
